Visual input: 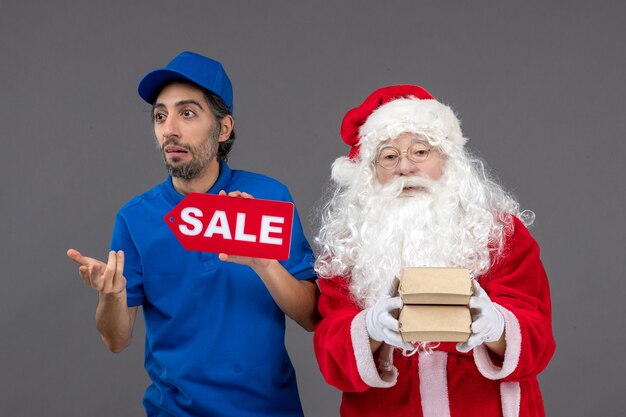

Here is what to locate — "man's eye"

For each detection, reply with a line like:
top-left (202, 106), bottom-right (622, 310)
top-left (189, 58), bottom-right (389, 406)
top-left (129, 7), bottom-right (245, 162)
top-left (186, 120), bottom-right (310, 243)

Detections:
top-left (183, 110), bottom-right (196, 117)
top-left (413, 150), bottom-right (428, 157)
top-left (382, 153), bottom-right (398, 161)
top-left (153, 113), bottom-right (165, 122)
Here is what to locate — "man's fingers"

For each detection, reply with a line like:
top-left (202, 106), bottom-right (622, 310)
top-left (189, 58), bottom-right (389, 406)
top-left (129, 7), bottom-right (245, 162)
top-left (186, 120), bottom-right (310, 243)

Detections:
top-left (219, 253), bottom-right (247, 263)
top-left (78, 265), bottom-right (90, 284)
top-left (218, 253), bottom-right (250, 266)
top-left (115, 251), bottom-right (124, 278)
top-left (218, 190), bottom-right (255, 199)
top-left (87, 264), bottom-right (103, 291)
top-left (67, 248), bottom-right (104, 269)
top-left (113, 251), bottom-right (125, 292)
top-left (106, 250), bottom-right (117, 271)
top-left (80, 263), bottom-right (104, 288)
top-left (226, 190), bottom-right (254, 199)
top-left (67, 248), bottom-right (89, 266)
top-left (72, 249), bottom-right (126, 294)
top-left (98, 251), bottom-right (117, 292)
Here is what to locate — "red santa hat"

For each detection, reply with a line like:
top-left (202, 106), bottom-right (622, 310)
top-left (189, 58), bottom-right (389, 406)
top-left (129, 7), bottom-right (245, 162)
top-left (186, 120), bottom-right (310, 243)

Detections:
top-left (339, 85), bottom-right (466, 161)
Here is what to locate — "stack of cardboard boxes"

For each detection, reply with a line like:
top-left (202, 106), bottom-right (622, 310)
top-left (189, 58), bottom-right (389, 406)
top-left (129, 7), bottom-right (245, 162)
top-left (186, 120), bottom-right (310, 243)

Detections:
top-left (398, 268), bottom-right (472, 342)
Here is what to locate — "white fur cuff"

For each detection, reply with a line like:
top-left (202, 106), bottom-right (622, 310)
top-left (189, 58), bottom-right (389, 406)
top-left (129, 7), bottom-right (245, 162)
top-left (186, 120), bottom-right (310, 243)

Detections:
top-left (350, 310), bottom-right (398, 388)
top-left (473, 304), bottom-right (521, 380)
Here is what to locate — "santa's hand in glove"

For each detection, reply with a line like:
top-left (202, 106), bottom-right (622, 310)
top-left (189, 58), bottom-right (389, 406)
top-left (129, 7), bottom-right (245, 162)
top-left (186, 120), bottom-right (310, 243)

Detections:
top-left (365, 279), bottom-right (414, 352)
top-left (457, 280), bottom-right (505, 354)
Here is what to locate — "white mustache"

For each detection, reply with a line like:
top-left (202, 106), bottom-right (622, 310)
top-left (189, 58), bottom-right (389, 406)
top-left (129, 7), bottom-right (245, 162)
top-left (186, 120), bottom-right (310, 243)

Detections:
top-left (378, 175), bottom-right (437, 197)
top-left (402, 176), bottom-right (435, 189)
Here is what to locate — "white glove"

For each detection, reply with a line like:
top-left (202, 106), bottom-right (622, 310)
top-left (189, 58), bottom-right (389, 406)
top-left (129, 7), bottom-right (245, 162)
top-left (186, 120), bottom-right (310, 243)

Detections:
top-left (366, 296), bottom-right (415, 351)
top-left (457, 280), bottom-right (504, 353)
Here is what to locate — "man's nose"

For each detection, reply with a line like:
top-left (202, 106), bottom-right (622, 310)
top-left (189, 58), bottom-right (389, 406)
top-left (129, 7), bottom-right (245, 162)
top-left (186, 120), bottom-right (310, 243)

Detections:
top-left (161, 116), bottom-right (181, 138)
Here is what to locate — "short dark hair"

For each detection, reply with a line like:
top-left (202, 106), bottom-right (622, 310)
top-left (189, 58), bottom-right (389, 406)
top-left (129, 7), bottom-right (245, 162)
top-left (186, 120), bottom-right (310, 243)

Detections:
top-left (153, 80), bottom-right (236, 163)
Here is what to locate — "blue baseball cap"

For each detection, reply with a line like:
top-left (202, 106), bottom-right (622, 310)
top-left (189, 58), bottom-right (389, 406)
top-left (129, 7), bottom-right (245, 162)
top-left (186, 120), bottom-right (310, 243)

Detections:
top-left (137, 51), bottom-right (234, 112)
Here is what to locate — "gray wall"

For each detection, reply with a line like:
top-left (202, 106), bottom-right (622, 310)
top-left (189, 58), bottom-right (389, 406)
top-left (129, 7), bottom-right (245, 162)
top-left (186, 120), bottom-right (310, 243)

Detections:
top-left (1, 1), bottom-right (624, 416)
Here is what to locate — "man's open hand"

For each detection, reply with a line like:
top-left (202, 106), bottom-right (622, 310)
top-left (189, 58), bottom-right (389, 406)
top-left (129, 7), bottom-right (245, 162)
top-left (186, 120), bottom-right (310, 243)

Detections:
top-left (67, 249), bottom-right (126, 295)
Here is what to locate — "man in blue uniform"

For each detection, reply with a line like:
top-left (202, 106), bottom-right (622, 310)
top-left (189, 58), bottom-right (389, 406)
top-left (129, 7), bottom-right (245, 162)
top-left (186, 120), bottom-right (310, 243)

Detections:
top-left (68, 51), bottom-right (318, 417)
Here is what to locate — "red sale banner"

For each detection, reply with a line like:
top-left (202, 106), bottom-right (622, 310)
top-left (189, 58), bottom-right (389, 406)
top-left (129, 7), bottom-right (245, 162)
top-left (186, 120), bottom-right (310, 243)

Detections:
top-left (164, 193), bottom-right (295, 260)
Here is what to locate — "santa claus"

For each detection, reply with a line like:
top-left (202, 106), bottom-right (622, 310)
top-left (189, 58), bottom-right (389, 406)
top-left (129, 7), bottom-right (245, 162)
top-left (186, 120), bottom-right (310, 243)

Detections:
top-left (313, 85), bottom-right (555, 417)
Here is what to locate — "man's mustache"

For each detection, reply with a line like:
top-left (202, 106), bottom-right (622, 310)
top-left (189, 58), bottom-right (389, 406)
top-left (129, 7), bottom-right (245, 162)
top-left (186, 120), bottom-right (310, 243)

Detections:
top-left (161, 139), bottom-right (192, 152)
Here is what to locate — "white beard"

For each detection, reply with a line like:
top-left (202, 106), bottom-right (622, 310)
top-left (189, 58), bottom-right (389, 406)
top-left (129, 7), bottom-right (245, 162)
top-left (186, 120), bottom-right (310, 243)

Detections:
top-left (315, 157), bottom-right (520, 308)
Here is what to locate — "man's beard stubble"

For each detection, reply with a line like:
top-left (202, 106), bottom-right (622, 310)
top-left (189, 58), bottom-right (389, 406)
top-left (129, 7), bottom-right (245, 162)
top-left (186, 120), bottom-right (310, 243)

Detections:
top-left (159, 127), bottom-right (220, 180)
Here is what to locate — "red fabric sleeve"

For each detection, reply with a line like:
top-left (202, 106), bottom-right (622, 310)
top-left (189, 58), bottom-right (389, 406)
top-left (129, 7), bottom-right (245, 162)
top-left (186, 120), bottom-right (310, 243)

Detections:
top-left (313, 276), bottom-right (373, 392)
top-left (480, 216), bottom-right (556, 380)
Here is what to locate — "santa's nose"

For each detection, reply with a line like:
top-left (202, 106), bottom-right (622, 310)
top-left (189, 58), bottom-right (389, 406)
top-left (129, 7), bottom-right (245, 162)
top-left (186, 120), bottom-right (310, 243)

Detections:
top-left (397, 155), bottom-right (418, 175)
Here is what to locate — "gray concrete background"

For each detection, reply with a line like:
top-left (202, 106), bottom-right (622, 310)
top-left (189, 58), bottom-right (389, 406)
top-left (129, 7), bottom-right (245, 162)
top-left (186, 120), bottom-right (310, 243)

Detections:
top-left (1, 1), bottom-right (624, 416)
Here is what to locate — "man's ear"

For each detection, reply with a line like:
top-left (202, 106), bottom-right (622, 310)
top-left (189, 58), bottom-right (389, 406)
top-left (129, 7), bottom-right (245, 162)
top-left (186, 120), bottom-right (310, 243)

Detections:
top-left (217, 115), bottom-right (234, 142)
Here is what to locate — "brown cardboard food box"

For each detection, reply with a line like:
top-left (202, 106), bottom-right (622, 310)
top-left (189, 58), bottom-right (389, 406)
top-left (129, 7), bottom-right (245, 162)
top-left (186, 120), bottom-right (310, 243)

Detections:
top-left (399, 267), bottom-right (472, 305)
top-left (398, 268), bottom-right (472, 342)
top-left (399, 305), bottom-right (471, 342)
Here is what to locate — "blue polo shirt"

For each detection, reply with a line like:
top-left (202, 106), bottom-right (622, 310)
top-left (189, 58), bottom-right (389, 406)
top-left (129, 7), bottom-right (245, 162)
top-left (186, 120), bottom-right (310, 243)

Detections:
top-left (111, 163), bottom-right (315, 417)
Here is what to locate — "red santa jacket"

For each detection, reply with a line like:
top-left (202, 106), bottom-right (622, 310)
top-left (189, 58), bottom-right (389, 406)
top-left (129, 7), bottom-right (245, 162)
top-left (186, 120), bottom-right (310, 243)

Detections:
top-left (314, 216), bottom-right (555, 417)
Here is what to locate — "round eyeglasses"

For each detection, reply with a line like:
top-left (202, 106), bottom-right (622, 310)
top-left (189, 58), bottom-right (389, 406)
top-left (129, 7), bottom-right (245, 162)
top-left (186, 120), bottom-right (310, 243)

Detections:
top-left (375, 140), bottom-right (434, 170)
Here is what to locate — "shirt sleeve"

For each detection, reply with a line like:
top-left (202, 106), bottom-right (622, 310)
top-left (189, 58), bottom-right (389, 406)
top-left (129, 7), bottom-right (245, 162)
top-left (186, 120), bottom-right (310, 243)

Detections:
top-left (472, 216), bottom-right (556, 381)
top-left (110, 211), bottom-right (144, 307)
top-left (278, 188), bottom-right (315, 281)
